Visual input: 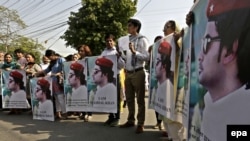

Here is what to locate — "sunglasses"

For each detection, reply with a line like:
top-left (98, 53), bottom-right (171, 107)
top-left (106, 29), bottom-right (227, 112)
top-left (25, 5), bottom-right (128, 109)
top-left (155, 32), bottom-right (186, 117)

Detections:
top-left (93, 69), bottom-right (101, 75)
top-left (68, 73), bottom-right (75, 78)
top-left (156, 58), bottom-right (162, 66)
top-left (202, 35), bottom-right (221, 54)
top-left (8, 79), bottom-right (14, 83)
top-left (36, 88), bottom-right (42, 93)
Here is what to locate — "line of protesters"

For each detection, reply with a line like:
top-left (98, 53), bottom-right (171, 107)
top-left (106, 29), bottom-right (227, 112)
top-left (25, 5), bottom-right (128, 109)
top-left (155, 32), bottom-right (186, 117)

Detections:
top-left (0, 17), bottom-right (189, 141)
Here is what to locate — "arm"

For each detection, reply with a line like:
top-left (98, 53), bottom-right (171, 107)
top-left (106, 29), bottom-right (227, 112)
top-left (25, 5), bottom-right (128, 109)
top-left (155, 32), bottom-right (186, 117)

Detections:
top-left (133, 37), bottom-right (150, 61)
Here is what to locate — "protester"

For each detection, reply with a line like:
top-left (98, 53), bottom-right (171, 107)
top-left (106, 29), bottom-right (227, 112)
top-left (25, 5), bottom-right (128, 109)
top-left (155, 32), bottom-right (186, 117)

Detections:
top-left (119, 18), bottom-right (150, 134)
top-left (100, 33), bottom-right (125, 127)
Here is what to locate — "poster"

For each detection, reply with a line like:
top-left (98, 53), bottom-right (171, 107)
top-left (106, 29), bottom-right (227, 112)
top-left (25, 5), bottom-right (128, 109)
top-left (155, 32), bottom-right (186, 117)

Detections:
top-left (86, 55), bottom-right (117, 113)
top-left (1, 70), bottom-right (29, 109)
top-left (188, 0), bottom-right (250, 140)
top-left (63, 60), bottom-right (88, 112)
top-left (30, 77), bottom-right (54, 121)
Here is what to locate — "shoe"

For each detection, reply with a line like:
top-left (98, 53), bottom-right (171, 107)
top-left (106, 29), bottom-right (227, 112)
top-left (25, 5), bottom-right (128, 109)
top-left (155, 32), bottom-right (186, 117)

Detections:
top-left (153, 123), bottom-right (160, 129)
top-left (109, 119), bottom-right (119, 127)
top-left (119, 121), bottom-right (135, 128)
top-left (104, 118), bottom-right (112, 126)
top-left (135, 125), bottom-right (144, 134)
top-left (60, 113), bottom-right (68, 120)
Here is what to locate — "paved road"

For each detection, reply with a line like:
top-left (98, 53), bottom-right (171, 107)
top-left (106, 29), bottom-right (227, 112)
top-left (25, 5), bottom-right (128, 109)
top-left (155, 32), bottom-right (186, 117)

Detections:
top-left (0, 96), bottom-right (166, 141)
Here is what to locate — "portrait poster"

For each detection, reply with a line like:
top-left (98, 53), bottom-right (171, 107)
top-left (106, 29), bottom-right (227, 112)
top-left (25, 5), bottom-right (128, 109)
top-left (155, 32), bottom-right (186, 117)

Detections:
top-left (174, 27), bottom-right (192, 140)
top-left (1, 69), bottom-right (29, 109)
top-left (186, 0), bottom-right (250, 140)
top-left (30, 77), bottom-right (54, 121)
top-left (63, 60), bottom-right (88, 112)
top-left (86, 55), bottom-right (117, 113)
top-left (148, 35), bottom-right (177, 120)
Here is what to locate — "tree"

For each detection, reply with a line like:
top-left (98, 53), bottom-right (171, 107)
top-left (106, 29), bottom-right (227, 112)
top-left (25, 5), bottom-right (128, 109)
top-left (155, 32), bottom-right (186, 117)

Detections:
top-left (61, 0), bottom-right (137, 55)
top-left (0, 6), bottom-right (26, 52)
top-left (0, 6), bottom-right (45, 63)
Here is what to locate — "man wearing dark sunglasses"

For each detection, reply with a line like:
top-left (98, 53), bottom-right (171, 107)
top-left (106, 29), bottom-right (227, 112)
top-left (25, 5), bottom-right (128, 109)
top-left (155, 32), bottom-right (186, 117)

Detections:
top-left (194, 0), bottom-right (250, 140)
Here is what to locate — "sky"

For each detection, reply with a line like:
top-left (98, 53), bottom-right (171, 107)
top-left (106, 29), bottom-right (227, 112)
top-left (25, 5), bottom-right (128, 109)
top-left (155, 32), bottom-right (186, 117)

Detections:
top-left (1, 0), bottom-right (194, 56)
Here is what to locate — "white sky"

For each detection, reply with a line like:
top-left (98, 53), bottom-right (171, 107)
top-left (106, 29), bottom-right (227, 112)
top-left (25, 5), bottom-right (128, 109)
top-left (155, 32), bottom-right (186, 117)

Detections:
top-left (1, 0), bottom-right (194, 56)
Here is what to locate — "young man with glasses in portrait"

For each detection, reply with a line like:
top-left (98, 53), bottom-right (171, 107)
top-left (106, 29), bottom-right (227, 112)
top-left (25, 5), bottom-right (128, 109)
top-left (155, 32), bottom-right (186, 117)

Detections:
top-left (186, 0), bottom-right (250, 140)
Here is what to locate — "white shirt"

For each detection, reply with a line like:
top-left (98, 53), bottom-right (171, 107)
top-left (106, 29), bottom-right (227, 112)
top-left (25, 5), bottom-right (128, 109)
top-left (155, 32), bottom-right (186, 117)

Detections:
top-left (66, 85), bottom-right (88, 111)
top-left (93, 83), bottom-right (117, 112)
top-left (154, 79), bottom-right (174, 120)
top-left (8, 90), bottom-right (27, 108)
top-left (101, 47), bottom-right (125, 72)
top-left (122, 34), bottom-right (150, 71)
top-left (37, 100), bottom-right (54, 121)
top-left (200, 85), bottom-right (250, 141)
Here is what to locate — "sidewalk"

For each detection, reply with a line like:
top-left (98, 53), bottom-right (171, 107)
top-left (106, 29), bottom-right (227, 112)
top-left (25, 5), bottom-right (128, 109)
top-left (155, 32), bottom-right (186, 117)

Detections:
top-left (0, 96), bottom-right (165, 141)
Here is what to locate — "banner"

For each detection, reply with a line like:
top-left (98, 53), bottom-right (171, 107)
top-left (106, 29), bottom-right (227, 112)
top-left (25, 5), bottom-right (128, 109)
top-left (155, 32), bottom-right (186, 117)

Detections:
top-left (63, 60), bottom-right (88, 112)
top-left (188, 0), bottom-right (250, 140)
top-left (149, 35), bottom-right (177, 120)
top-left (30, 77), bottom-right (54, 121)
top-left (86, 55), bottom-right (117, 113)
top-left (1, 70), bottom-right (29, 108)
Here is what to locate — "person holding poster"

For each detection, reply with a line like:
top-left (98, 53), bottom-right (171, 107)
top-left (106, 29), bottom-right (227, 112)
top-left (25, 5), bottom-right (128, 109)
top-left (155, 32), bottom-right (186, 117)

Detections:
top-left (119, 18), bottom-right (150, 134)
top-left (194, 0), bottom-right (250, 140)
top-left (67, 62), bottom-right (87, 110)
top-left (101, 33), bottom-right (125, 127)
top-left (92, 57), bottom-right (116, 110)
top-left (34, 78), bottom-right (54, 121)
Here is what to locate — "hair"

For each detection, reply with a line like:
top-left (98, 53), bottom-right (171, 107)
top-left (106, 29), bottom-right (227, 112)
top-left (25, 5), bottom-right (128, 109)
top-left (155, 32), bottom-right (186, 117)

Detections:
top-left (25, 53), bottom-right (36, 61)
top-left (12, 76), bottom-right (25, 90)
top-left (160, 53), bottom-right (172, 80)
top-left (14, 48), bottom-right (24, 54)
top-left (45, 49), bottom-right (56, 57)
top-left (154, 36), bottom-right (163, 43)
top-left (211, 8), bottom-right (250, 88)
top-left (65, 54), bottom-right (74, 61)
top-left (4, 53), bottom-right (13, 62)
top-left (166, 20), bottom-right (176, 31)
top-left (73, 69), bottom-right (86, 85)
top-left (99, 66), bottom-right (114, 83)
top-left (128, 18), bottom-right (142, 33)
top-left (104, 33), bottom-right (115, 41)
top-left (39, 84), bottom-right (52, 100)
top-left (77, 45), bottom-right (92, 58)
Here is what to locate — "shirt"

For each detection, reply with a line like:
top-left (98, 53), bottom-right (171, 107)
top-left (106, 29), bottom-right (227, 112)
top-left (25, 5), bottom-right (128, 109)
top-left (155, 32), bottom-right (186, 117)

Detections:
top-left (101, 47), bottom-right (125, 72)
top-left (122, 34), bottom-right (150, 71)
top-left (37, 100), bottom-right (54, 121)
top-left (200, 85), bottom-right (250, 141)
top-left (8, 90), bottom-right (27, 108)
top-left (44, 57), bottom-right (65, 94)
top-left (93, 83), bottom-right (117, 112)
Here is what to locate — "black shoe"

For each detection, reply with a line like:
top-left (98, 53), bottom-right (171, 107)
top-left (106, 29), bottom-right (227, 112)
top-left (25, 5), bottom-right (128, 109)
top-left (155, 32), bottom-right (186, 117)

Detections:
top-left (123, 101), bottom-right (127, 108)
top-left (119, 121), bottom-right (135, 128)
top-left (104, 119), bottom-right (112, 126)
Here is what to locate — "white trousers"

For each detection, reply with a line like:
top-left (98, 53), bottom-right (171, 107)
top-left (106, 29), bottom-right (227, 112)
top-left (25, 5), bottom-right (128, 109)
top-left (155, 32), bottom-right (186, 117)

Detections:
top-left (54, 94), bottom-right (66, 114)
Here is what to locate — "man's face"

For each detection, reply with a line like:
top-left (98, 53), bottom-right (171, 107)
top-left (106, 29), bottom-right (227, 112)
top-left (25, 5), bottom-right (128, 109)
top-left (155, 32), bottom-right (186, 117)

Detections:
top-left (155, 53), bottom-right (164, 80)
top-left (35, 85), bottom-right (43, 101)
top-left (106, 38), bottom-right (114, 49)
top-left (127, 22), bottom-right (137, 34)
top-left (8, 76), bottom-right (17, 91)
top-left (47, 55), bottom-right (56, 61)
top-left (198, 21), bottom-right (224, 87)
top-left (92, 65), bottom-right (103, 85)
top-left (16, 52), bottom-right (23, 59)
top-left (68, 70), bottom-right (77, 87)
top-left (43, 56), bottom-right (50, 64)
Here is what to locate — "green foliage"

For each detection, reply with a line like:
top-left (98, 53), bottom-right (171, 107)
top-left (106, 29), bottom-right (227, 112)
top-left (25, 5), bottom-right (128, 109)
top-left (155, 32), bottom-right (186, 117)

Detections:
top-left (0, 6), bottom-right (45, 64)
top-left (61, 0), bottom-right (137, 55)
